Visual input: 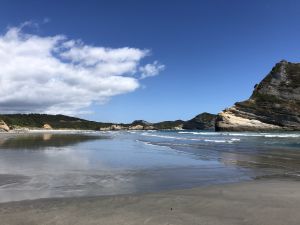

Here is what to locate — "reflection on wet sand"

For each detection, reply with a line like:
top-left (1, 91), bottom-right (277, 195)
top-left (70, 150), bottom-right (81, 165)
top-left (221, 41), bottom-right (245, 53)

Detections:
top-left (220, 148), bottom-right (300, 178)
top-left (0, 133), bottom-right (108, 150)
top-left (145, 132), bottom-right (300, 178)
top-left (0, 132), bottom-right (251, 202)
top-left (0, 131), bottom-right (299, 203)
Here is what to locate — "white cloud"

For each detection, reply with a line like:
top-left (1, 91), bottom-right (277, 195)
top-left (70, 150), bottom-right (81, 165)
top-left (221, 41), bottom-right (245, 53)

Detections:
top-left (139, 61), bottom-right (165, 79)
top-left (0, 24), bottom-right (164, 115)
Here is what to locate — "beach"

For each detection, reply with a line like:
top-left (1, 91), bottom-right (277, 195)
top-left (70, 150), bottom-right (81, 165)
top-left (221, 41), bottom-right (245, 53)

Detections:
top-left (0, 131), bottom-right (299, 224)
top-left (0, 179), bottom-right (299, 225)
top-left (1, 2), bottom-right (300, 224)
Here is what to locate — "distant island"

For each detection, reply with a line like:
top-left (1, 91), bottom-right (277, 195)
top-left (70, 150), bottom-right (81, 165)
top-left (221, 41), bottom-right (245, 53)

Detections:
top-left (0, 60), bottom-right (299, 132)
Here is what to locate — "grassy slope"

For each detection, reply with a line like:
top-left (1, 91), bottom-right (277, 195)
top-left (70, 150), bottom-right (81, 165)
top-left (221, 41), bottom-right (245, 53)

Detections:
top-left (0, 114), bottom-right (112, 130)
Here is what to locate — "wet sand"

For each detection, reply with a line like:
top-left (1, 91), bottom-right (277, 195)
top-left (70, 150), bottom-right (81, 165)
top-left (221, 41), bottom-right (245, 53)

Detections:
top-left (0, 179), bottom-right (299, 225)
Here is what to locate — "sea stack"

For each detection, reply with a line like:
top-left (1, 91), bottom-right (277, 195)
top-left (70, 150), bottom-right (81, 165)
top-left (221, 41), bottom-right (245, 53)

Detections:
top-left (216, 60), bottom-right (300, 131)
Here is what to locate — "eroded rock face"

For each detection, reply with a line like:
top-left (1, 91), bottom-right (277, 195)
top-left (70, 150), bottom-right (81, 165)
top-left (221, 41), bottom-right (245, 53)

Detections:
top-left (129, 120), bottom-right (155, 130)
top-left (128, 124), bottom-right (144, 130)
top-left (0, 120), bottom-right (9, 132)
top-left (99, 127), bottom-right (111, 131)
top-left (110, 125), bottom-right (125, 130)
top-left (216, 60), bottom-right (300, 131)
top-left (173, 124), bottom-right (184, 130)
top-left (43, 124), bottom-right (52, 129)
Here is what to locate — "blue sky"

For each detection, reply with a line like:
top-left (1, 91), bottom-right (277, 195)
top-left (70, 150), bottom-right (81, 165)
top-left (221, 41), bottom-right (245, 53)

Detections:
top-left (1, 0), bottom-right (300, 123)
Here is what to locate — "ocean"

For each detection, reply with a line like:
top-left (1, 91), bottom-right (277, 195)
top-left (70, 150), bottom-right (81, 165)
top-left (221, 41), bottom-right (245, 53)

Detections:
top-left (0, 130), bottom-right (299, 202)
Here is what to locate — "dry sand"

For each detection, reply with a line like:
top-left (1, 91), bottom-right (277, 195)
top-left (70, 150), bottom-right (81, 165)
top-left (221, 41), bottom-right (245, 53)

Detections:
top-left (0, 179), bottom-right (299, 225)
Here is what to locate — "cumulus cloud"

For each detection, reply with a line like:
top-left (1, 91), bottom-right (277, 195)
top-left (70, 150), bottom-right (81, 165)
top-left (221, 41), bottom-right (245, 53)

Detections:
top-left (0, 24), bottom-right (164, 114)
top-left (139, 61), bottom-right (165, 79)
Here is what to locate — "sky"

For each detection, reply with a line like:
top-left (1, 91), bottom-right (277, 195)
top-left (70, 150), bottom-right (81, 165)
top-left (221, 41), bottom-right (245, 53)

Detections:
top-left (1, 0), bottom-right (300, 123)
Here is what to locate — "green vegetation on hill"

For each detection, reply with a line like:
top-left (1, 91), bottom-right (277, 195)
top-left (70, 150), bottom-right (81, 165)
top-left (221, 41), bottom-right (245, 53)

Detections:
top-left (153, 120), bottom-right (185, 129)
top-left (183, 112), bottom-right (217, 130)
top-left (0, 114), bottom-right (112, 130)
top-left (0, 112), bottom-right (217, 131)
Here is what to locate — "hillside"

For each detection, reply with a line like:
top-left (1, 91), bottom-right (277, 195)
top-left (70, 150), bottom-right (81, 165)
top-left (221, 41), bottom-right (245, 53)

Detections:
top-left (0, 113), bottom-right (217, 131)
top-left (0, 114), bottom-right (112, 130)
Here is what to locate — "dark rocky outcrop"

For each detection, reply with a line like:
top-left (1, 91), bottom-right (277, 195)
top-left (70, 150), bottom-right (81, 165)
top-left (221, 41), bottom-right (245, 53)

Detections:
top-left (183, 113), bottom-right (217, 130)
top-left (153, 120), bottom-right (185, 130)
top-left (216, 60), bottom-right (300, 131)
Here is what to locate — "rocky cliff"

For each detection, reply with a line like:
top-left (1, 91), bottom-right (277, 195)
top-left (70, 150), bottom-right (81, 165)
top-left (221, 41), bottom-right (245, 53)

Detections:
top-left (216, 60), bottom-right (300, 131)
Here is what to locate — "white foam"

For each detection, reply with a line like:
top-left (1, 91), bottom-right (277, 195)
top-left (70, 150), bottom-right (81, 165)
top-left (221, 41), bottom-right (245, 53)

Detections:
top-left (135, 140), bottom-right (156, 146)
top-left (141, 133), bottom-right (189, 140)
top-left (174, 131), bottom-right (300, 138)
top-left (263, 134), bottom-right (300, 138)
top-left (178, 131), bottom-right (220, 135)
top-left (231, 138), bottom-right (241, 141)
top-left (223, 132), bottom-right (300, 138)
top-left (204, 138), bottom-right (240, 144)
top-left (140, 132), bottom-right (242, 144)
top-left (204, 139), bottom-right (227, 143)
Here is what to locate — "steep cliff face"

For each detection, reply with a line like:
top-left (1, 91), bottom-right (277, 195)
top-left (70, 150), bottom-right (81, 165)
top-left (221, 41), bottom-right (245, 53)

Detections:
top-left (216, 60), bottom-right (300, 131)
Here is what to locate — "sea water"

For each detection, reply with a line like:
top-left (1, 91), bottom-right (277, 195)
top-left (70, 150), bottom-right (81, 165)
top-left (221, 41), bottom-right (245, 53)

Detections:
top-left (0, 130), bottom-right (299, 202)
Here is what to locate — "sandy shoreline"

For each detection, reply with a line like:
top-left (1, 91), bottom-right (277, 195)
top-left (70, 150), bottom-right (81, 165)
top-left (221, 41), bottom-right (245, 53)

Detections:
top-left (0, 179), bottom-right (299, 225)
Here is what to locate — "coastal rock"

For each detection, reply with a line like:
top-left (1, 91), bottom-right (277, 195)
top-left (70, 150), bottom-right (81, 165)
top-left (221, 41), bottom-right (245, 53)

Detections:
top-left (216, 60), bottom-right (300, 131)
top-left (216, 109), bottom-right (281, 131)
top-left (43, 124), bottom-right (52, 129)
top-left (144, 125), bottom-right (155, 130)
top-left (128, 124), bottom-right (144, 130)
top-left (128, 120), bottom-right (156, 130)
top-left (183, 113), bottom-right (217, 130)
top-left (99, 127), bottom-right (111, 131)
top-left (173, 124), bottom-right (184, 130)
top-left (0, 120), bottom-right (9, 132)
top-left (110, 124), bottom-right (125, 130)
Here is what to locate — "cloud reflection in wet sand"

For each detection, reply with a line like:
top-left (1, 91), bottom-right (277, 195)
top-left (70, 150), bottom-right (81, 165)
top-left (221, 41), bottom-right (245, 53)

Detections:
top-left (0, 132), bottom-right (252, 202)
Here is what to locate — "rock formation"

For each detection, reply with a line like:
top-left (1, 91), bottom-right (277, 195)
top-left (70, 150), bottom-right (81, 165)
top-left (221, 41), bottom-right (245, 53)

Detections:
top-left (128, 124), bottom-right (144, 130)
top-left (43, 124), bottom-right (52, 129)
top-left (129, 120), bottom-right (155, 130)
top-left (0, 120), bottom-right (10, 132)
top-left (183, 113), bottom-right (217, 130)
top-left (99, 127), bottom-right (112, 131)
top-left (216, 60), bottom-right (300, 131)
top-left (110, 124), bottom-right (125, 130)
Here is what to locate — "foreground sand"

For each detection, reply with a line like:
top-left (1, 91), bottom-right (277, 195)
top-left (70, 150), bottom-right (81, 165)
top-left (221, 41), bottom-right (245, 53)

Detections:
top-left (0, 179), bottom-right (299, 225)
